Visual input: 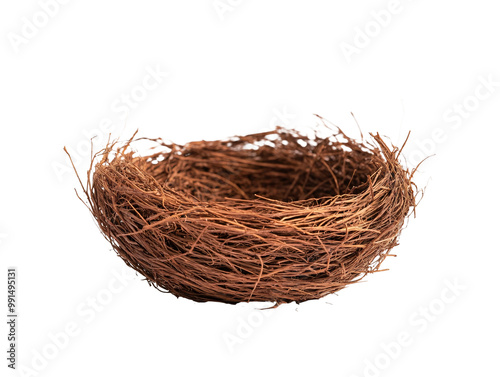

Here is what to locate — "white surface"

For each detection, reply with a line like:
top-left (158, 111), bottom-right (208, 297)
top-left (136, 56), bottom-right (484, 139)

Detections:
top-left (1, 1), bottom-right (499, 376)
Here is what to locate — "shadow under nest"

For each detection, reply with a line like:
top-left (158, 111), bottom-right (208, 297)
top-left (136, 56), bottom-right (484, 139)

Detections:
top-left (72, 124), bottom-right (418, 305)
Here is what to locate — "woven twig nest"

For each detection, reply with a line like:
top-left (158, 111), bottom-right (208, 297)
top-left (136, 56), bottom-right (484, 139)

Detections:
top-left (71, 123), bottom-right (417, 305)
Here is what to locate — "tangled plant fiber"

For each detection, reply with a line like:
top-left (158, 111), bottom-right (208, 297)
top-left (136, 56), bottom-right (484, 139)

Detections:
top-left (69, 120), bottom-right (418, 305)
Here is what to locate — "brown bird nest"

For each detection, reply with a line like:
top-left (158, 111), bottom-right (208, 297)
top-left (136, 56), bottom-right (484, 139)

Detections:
top-left (69, 122), bottom-right (418, 305)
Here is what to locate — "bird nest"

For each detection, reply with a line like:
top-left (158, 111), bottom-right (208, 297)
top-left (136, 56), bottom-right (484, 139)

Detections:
top-left (70, 124), bottom-right (418, 305)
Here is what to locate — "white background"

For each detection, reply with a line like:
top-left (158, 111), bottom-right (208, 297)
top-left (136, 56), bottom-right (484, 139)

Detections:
top-left (1, 1), bottom-right (499, 376)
